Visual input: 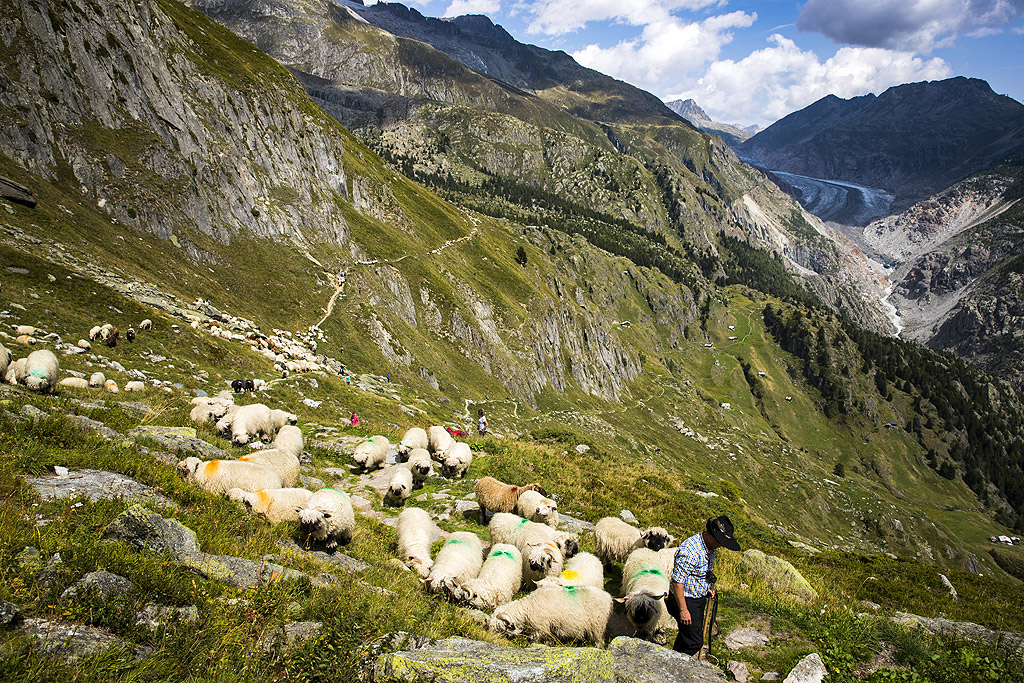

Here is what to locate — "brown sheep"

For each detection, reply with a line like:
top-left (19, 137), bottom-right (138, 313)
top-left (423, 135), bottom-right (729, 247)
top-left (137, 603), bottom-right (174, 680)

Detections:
top-left (475, 476), bottom-right (547, 525)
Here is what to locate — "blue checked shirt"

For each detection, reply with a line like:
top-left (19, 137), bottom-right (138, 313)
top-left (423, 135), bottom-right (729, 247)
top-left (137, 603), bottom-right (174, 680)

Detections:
top-left (671, 532), bottom-right (716, 598)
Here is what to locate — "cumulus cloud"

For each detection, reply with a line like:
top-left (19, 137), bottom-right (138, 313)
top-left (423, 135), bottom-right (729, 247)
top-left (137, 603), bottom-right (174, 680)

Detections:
top-left (670, 35), bottom-right (953, 127)
top-left (572, 12), bottom-right (753, 90)
top-left (797, 0), bottom-right (1024, 52)
top-left (444, 0), bottom-right (502, 17)
top-left (526, 0), bottom-right (725, 36)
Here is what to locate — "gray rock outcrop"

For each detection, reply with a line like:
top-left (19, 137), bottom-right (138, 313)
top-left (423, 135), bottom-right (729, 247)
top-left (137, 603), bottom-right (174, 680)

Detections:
top-left (783, 653), bottom-right (826, 683)
top-left (740, 550), bottom-right (817, 602)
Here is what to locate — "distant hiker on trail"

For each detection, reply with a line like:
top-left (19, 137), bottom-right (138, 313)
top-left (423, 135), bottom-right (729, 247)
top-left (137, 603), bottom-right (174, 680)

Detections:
top-left (345, 376), bottom-right (352, 385)
top-left (350, 413), bottom-right (359, 427)
top-left (477, 409), bottom-right (488, 436)
top-left (667, 515), bottom-right (740, 658)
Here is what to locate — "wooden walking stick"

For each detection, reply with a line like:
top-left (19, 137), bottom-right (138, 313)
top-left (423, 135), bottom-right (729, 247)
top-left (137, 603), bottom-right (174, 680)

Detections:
top-left (697, 591), bottom-right (719, 662)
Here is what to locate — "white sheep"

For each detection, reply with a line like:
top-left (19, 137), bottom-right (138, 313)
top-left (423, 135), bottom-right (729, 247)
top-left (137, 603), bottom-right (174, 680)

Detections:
top-left (15, 335), bottom-right (35, 346)
top-left (176, 457), bottom-right (282, 496)
top-left (442, 543), bottom-right (522, 610)
top-left (475, 477), bottom-right (547, 523)
top-left (76, 339), bottom-right (91, 350)
top-left (618, 547), bottom-right (674, 641)
top-left (406, 448), bottom-right (432, 487)
top-left (88, 325), bottom-right (102, 341)
top-left (352, 435), bottom-right (389, 471)
top-left (230, 403), bottom-right (297, 444)
top-left (88, 372), bottom-right (105, 388)
top-left (215, 403), bottom-right (241, 435)
top-left (515, 489), bottom-right (559, 527)
top-left (228, 487), bottom-right (313, 523)
top-left (594, 517), bottom-right (675, 565)
top-left (238, 424), bottom-right (302, 487)
top-left (298, 487), bottom-right (354, 548)
top-left (140, 319), bottom-right (152, 330)
top-left (538, 552), bottom-right (605, 589)
top-left (384, 465), bottom-right (413, 506)
top-left (14, 325), bottom-right (37, 336)
top-left (397, 427), bottom-right (428, 459)
top-left (123, 380), bottom-right (146, 392)
top-left (395, 507), bottom-right (435, 578)
top-left (104, 379), bottom-right (119, 393)
top-left (425, 531), bottom-right (484, 594)
top-left (489, 513), bottom-right (573, 588)
top-left (441, 441), bottom-right (472, 478)
top-left (427, 425), bottom-right (454, 459)
top-left (0, 342), bottom-right (10, 378)
top-left (5, 357), bottom-right (26, 384)
top-left (489, 584), bottom-right (613, 646)
top-left (57, 377), bottom-right (90, 390)
top-left (23, 349), bottom-right (58, 393)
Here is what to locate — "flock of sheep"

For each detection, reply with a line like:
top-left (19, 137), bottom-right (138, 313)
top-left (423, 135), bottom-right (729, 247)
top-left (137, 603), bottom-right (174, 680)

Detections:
top-left (1, 320), bottom-right (156, 395)
top-left (394, 469), bottom-right (677, 646)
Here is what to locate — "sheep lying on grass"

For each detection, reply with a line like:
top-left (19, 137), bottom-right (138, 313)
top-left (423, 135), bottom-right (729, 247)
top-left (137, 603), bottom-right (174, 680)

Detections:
top-left (441, 442), bottom-right (472, 479)
top-left (88, 372), bottom-right (105, 388)
top-left (23, 349), bottom-right (58, 393)
top-left (618, 547), bottom-right (674, 642)
top-left (5, 358), bottom-right (26, 384)
top-left (385, 465), bottom-right (413, 506)
top-left (406, 448), bottom-right (432, 487)
top-left (427, 425), bottom-right (454, 458)
top-left (397, 427), bottom-right (428, 459)
top-left (123, 380), bottom-right (145, 392)
top-left (14, 325), bottom-right (36, 336)
top-left (396, 507), bottom-right (434, 578)
top-left (595, 517), bottom-right (674, 565)
top-left (298, 488), bottom-right (354, 549)
top-left (425, 532), bottom-right (484, 594)
top-left (538, 552), bottom-right (604, 589)
top-left (474, 476), bottom-right (547, 524)
top-left (76, 339), bottom-right (91, 350)
top-left (15, 335), bottom-right (35, 346)
top-left (238, 425), bottom-right (302, 487)
top-left (228, 487), bottom-right (312, 523)
top-left (177, 457), bottom-right (282, 496)
top-left (442, 543), bottom-right (522, 610)
top-left (515, 489), bottom-right (558, 527)
top-left (489, 584), bottom-right (613, 646)
top-left (58, 377), bottom-right (90, 390)
top-left (352, 435), bottom-right (389, 471)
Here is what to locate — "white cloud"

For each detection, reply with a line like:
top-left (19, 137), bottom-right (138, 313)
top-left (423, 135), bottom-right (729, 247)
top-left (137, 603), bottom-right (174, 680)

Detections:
top-left (797, 0), bottom-right (1024, 53)
top-left (444, 0), bottom-right (502, 17)
top-left (526, 0), bottom-right (725, 36)
top-left (670, 35), bottom-right (953, 128)
top-left (572, 11), bottom-right (755, 89)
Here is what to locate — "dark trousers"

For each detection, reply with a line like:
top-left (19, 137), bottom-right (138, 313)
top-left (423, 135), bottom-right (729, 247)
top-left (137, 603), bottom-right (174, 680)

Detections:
top-left (666, 592), bottom-right (706, 656)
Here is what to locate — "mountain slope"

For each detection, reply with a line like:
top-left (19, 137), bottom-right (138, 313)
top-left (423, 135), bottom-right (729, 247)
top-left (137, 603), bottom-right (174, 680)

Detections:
top-left (665, 98), bottom-right (753, 147)
top-left (739, 77), bottom-right (1024, 209)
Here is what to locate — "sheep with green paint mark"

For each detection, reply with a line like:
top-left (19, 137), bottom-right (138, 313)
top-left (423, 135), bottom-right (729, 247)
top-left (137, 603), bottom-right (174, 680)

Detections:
top-left (489, 513), bottom-right (576, 589)
top-left (425, 531), bottom-right (483, 594)
top-left (442, 543), bottom-right (522, 610)
top-left (617, 547), bottom-right (674, 642)
top-left (352, 435), bottom-right (389, 471)
top-left (489, 584), bottom-right (613, 646)
top-left (23, 349), bottom-right (58, 393)
top-left (515, 489), bottom-right (559, 527)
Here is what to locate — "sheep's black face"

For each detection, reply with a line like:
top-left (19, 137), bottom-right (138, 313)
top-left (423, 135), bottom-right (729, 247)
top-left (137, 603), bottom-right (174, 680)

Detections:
top-left (563, 537), bottom-right (580, 558)
top-left (647, 534), bottom-right (668, 552)
top-left (629, 596), bottom-right (656, 626)
top-left (529, 552), bottom-right (552, 573)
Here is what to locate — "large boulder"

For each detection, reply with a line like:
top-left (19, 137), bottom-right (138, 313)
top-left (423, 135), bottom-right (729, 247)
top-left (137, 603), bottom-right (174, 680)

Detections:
top-left (740, 550), bottom-right (817, 602)
top-left (372, 637), bottom-right (616, 682)
top-left (26, 469), bottom-right (174, 508)
top-left (607, 636), bottom-right (726, 682)
top-left (783, 653), bottom-right (826, 683)
top-left (61, 570), bottom-right (135, 601)
top-left (128, 426), bottom-right (229, 460)
top-left (104, 505), bottom-right (199, 558)
top-left (22, 618), bottom-right (151, 660)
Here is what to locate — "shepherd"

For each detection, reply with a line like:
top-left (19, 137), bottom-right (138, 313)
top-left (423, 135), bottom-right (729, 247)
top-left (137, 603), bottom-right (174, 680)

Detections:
top-left (477, 408), bottom-right (488, 436)
top-left (667, 515), bottom-right (740, 658)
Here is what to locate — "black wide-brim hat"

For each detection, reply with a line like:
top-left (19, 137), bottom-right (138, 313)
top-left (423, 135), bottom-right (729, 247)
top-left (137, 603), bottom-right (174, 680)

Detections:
top-left (707, 515), bottom-right (741, 551)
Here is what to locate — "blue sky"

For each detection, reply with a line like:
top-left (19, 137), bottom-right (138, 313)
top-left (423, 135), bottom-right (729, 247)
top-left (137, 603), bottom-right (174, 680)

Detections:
top-left (365, 0), bottom-right (1024, 128)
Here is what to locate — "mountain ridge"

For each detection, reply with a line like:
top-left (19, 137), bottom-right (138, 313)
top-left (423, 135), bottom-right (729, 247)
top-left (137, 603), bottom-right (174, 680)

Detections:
top-left (664, 98), bottom-right (756, 147)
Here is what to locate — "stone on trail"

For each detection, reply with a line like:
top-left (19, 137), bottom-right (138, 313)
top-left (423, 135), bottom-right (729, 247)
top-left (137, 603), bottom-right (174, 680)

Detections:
top-left (728, 660), bottom-right (750, 683)
top-left (608, 636), bottom-right (727, 683)
top-left (372, 636), bottom-right (616, 683)
top-left (783, 653), bottom-right (826, 683)
top-left (740, 549), bottom-right (818, 602)
top-left (724, 626), bottom-right (769, 650)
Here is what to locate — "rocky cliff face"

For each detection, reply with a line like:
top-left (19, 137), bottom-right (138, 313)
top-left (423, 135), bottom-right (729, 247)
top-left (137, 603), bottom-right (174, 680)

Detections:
top-left (664, 98), bottom-right (751, 148)
top-left (739, 78), bottom-right (1024, 209)
top-left (0, 0), bottom-right (352, 254)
